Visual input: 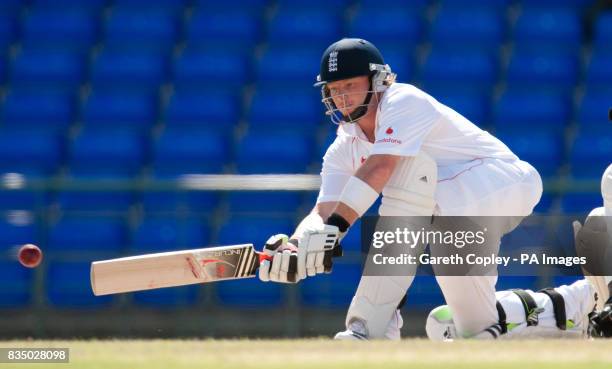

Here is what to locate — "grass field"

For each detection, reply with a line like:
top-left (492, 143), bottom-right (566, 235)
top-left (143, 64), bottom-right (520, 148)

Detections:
top-left (1, 339), bottom-right (612, 369)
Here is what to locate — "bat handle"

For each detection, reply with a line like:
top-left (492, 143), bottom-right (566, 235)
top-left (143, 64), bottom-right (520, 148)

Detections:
top-left (257, 252), bottom-right (273, 264)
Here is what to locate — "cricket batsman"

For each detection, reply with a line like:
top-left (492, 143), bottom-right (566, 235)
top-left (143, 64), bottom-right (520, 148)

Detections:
top-left (257, 38), bottom-right (545, 340)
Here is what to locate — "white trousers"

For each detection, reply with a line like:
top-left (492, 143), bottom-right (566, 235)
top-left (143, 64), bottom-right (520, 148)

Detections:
top-left (433, 158), bottom-right (543, 337)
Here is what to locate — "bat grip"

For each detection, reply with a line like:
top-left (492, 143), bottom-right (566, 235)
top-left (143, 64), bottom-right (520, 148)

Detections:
top-left (258, 252), bottom-right (273, 264)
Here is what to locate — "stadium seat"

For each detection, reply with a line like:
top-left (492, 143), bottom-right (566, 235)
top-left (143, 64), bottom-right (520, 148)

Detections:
top-left (0, 16), bottom-right (18, 52)
top-left (430, 9), bottom-right (503, 50)
top-left (0, 215), bottom-right (38, 248)
top-left (186, 10), bottom-right (262, 51)
top-left (405, 276), bottom-right (445, 308)
top-left (300, 260), bottom-right (361, 307)
top-left (173, 49), bottom-right (250, 90)
top-left (31, 0), bottom-right (106, 12)
top-left (359, 0), bottom-right (428, 12)
top-left (83, 91), bottom-right (157, 131)
top-left (494, 91), bottom-right (570, 132)
top-left (152, 128), bottom-right (229, 177)
top-left (513, 9), bottom-right (581, 52)
top-left (570, 134), bottom-right (612, 179)
top-left (349, 9), bottom-right (424, 48)
top-left (91, 50), bottom-right (167, 93)
top-left (193, 0), bottom-right (267, 13)
top-left (10, 49), bottom-right (86, 93)
top-left (421, 50), bottom-right (497, 92)
top-left (56, 191), bottom-right (135, 212)
top-left (248, 88), bottom-right (322, 129)
top-left (560, 193), bottom-right (602, 214)
top-left (164, 90), bottom-right (240, 129)
top-left (585, 51), bottom-right (612, 90)
top-left (577, 90), bottom-right (612, 133)
top-left (256, 47), bottom-right (320, 86)
top-left (47, 261), bottom-right (113, 307)
top-left (141, 190), bottom-right (220, 213)
top-left (132, 217), bottom-right (209, 252)
top-left (594, 12), bottom-right (612, 51)
top-left (0, 261), bottom-right (33, 308)
top-left (21, 9), bottom-right (98, 51)
top-left (104, 9), bottom-right (178, 52)
top-left (276, 0), bottom-right (349, 12)
top-left (132, 286), bottom-right (198, 307)
top-left (506, 52), bottom-right (578, 91)
top-left (533, 194), bottom-right (555, 214)
top-left (217, 216), bottom-right (294, 249)
top-left (433, 92), bottom-right (490, 127)
top-left (0, 129), bottom-right (62, 176)
top-left (520, 0), bottom-right (596, 11)
top-left (1, 91), bottom-right (74, 130)
top-left (268, 12), bottom-right (341, 47)
top-left (47, 217), bottom-right (126, 254)
top-left (236, 132), bottom-right (312, 174)
top-left (380, 48), bottom-right (415, 82)
top-left (226, 192), bottom-right (303, 214)
top-left (69, 129), bottom-right (144, 178)
top-left (113, 0), bottom-right (186, 14)
top-left (0, 190), bottom-right (45, 211)
top-left (497, 132), bottom-right (563, 178)
top-left (0, 0), bottom-right (22, 14)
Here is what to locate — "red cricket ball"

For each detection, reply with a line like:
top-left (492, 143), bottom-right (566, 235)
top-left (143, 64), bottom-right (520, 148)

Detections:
top-left (18, 244), bottom-right (43, 268)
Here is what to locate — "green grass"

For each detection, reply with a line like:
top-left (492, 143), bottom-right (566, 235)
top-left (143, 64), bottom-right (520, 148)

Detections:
top-left (1, 339), bottom-right (611, 369)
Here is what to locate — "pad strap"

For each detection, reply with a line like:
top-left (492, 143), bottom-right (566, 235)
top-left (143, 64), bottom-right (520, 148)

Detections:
top-left (512, 289), bottom-right (543, 327)
top-left (538, 288), bottom-right (567, 330)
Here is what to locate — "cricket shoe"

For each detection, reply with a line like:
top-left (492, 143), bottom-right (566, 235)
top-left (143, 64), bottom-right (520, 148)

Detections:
top-left (589, 298), bottom-right (612, 338)
top-left (334, 310), bottom-right (403, 340)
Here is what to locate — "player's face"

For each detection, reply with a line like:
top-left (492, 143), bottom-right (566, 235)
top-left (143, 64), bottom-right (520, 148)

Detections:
top-left (326, 76), bottom-right (370, 116)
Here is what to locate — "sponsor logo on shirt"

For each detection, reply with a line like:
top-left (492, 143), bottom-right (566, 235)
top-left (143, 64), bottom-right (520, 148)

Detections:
top-left (375, 137), bottom-right (402, 144)
top-left (386, 127), bottom-right (394, 134)
top-left (360, 156), bottom-right (367, 164)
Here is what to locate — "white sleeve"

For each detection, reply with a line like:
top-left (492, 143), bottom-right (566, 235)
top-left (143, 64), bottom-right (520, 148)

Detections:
top-left (316, 135), bottom-right (354, 203)
top-left (370, 88), bottom-right (441, 157)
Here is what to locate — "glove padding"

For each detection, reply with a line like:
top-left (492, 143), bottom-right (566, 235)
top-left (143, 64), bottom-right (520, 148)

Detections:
top-left (295, 224), bottom-right (340, 280)
top-left (258, 234), bottom-right (298, 283)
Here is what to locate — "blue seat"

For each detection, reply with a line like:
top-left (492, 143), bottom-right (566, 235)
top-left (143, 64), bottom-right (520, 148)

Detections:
top-left (48, 217), bottom-right (126, 254)
top-left (237, 132), bottom-right (312, 174)
top-left (217, 216), bottom-right (294, 249)
top-left (11, 49), bottom-right (86, 92)
top-left (586, 51), bottom-right (612, 89)
top-left (570, 134), bottom-right (612, 179)
top-left (227, 192), bottom-right (302, 214)
top-left (497, 133), bottom-right (562, 178)
top-left (421, 50), bottom-right (497, 91)
top-left (165, 90), bottom-right (240, 129)
top-left (577, 91), bottom-right (612, 132)
top-left (187, 10), bottom-right (261, 51)
top-left (0, 56), bottom-right (6, 84)
top-left (142, 191), bottom-right (219, 213)
top-left (533, 194), bottom-right (555, 214)
top-left (268, 12), bottom-right (341, 47)
top-left (359, 0), bottom-right (428, 11)
top-left (380, 48), bottom-right (415, 82)
top-left (113, 0), bottom-right (186, 14)
top-left (249, 88), bottom-right (322, 128)
top-left (349, 9), bottom-right (424, 47)
top-left (494, 91), bottom-right (570, 132)
top-left (152, 128), bottom-right (229, 177)
top-left (513, 9), bottom-right (581, 52)
top-left (83, 92), bottom-right (156, 131)
top-left (0, 261), bottom-right (33, 308)
top-left (560, 193), bottom-right (602, 214)
top-left (47, 261), bottom-right (113, 307)
top-left (1, 91), bottom-right (74, 130)
top-left (57, 191), bottom-right (135, 212)
top-left (0, 129), bottom-right (61, 176)
top-left (256, 47), bottom-right (320, 86)
top-left (435, 92), bottom-right (490, 127)
top-left (594, 12), bottom-right (612, 51)
top-left (0, 16), bottom-right (18, 51)
top-left (276, 0), bottom-right (349, 12)
top-left (300, 260), bottom-right (361, 307)
top-left (132, 286), bottom-right (198, 307)
top-left (32, 0), bottom-right (106, 12)
top-left (431, 9), bottom-right (503, 50)
top-left (406, 276), bottom-right (445, 308)
top-left (217, 277), bottom-right (283, 307)
top-left (132, 217), bottom-right (208, 252)
top-left (521, 0), bottom-right (595, 11)
top-left (0, 190), bottom-right (45, 211)
top-left (21, 9), bottom-right (98, 51)
top-left (506, 52), bottom-right (578, 91)
top-left (0, 216), bottom-right (37, 248)
top-left (0, 0), bottom-right (22, 15)
top-left (91, 50), bottom-right (166, 93)
top-left (495, 276), bottom-right (541, 293)
top-left (440, 0), bottom-right (509, 9)
top-left (193, 0), bottom-right (267, 13)
top-left (105, 9), bottom-right (178, 52)
top-left (69, 129), bottom-right (144, 178)
top-left (173, 49), bottom-right (250, 90)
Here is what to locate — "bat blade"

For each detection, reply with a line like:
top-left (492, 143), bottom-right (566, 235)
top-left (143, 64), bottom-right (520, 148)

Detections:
top-left (91, 244), bottom-right (260, 296)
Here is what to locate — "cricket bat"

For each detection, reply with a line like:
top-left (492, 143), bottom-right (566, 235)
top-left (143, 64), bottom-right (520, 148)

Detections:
top-left (91, 244), bottom-right (270, 296)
